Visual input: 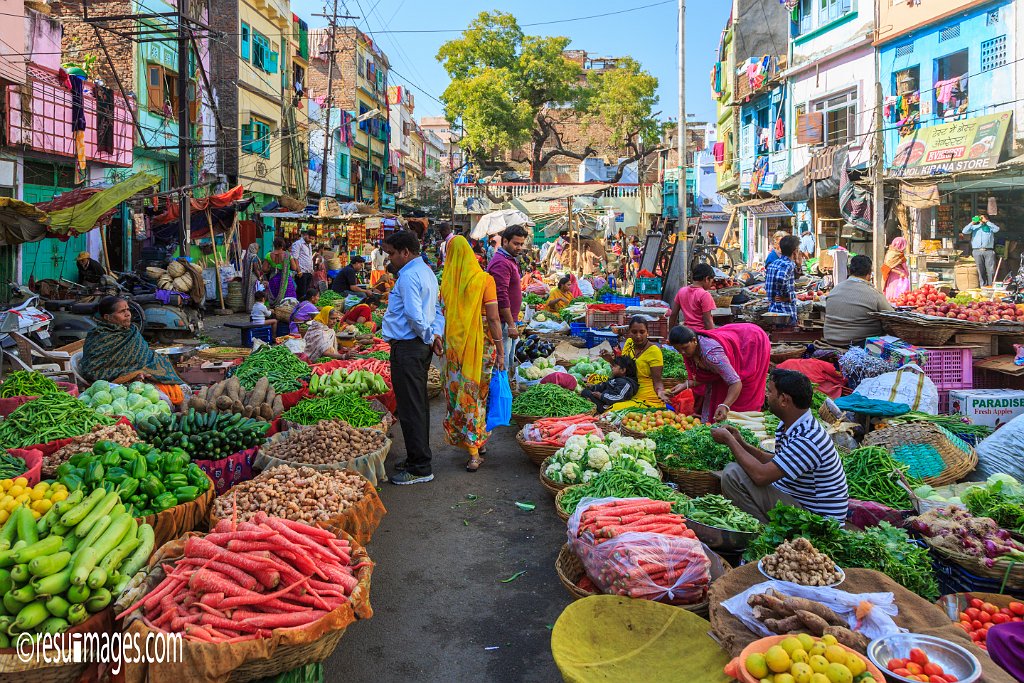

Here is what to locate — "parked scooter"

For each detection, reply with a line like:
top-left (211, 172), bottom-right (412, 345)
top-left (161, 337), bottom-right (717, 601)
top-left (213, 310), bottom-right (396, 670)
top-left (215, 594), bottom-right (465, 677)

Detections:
top-left (115, 271), bottom-right (204, 343)
top-left (0, 283), bottom-right (54, 351)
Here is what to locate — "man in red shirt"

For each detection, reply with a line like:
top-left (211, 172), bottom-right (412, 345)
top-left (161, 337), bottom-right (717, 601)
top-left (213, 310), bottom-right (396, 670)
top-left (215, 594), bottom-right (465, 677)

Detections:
top-left (669, 263), bottom-right (717, 331)
top-left (487, 225), bottom-right (528, 370)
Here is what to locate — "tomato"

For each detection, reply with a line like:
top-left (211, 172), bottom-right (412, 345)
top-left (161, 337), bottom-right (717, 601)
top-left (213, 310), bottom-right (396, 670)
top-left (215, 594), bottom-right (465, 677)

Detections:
top-left (978, 611), bottom-right (991, 623)
top-left (1013, 617), bottom-right (1023, 622)
top-left (965, 607), bottom-right (980, 620)
top-left (957, 622), bottom-right (970, 633)
top-left (993, 612), bottom-right (1010, 624)
top-left (923, 662), bottom-right (944, 676)
top-left (888, 658), bottom-right (908, 670)
top-left (971, 620), bottom-right (983, 630)
top-left (983, 602), bottom-right (999, 614)
top-left (969, 598), bottom-right (983, 609)
top-left (893, 669), bottom-right (912, 677)
top-left (906, 662), bottom-right (924, 675)
top-left (1010, 601), bottom-right (1024, 616)
top-left (929, 676), bottom-right (947, 683)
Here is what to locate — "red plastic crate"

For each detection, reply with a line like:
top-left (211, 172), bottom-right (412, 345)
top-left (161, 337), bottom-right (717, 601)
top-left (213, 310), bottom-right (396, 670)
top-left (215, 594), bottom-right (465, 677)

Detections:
top-left (586, 310), bottom-right (624, 328)
top-left (645, 316), bottom-right (670, 340)
top-left (920, 347), bottom-right (973, 390)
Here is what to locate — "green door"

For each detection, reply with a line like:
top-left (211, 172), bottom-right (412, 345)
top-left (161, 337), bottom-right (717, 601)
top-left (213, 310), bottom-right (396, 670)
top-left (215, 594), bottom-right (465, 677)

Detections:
top-left (21, 183), bottom-right (86, 283)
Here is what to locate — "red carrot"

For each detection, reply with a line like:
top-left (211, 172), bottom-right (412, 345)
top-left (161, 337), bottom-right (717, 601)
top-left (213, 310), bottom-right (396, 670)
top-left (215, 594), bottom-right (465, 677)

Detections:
top-left (239, 611), bottom-right (329, 630)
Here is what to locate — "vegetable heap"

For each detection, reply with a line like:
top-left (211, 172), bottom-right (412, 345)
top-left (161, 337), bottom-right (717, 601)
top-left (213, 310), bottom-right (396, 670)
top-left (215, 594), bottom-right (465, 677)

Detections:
top-left (622, 410), bottom-right (700, 435)
top-left (559, 467), bottom-right (688, 517)
top-left (0, 393), bottom-right (114, 451)
top-left (961, 475), bottom-right (1024, 534)
top-left (744, 592), bottom-right (870, 652)
top-left (746, 504), bottom-right (939, 600)
top-left (514, 334), bottom-right (556, 364)
top-left (0, 371), bottom-right (60, 398)
top-left (0, 479), bottom-right (69, 523)
top-left (233, 345), bottom-right (311, 393)
top-left (524, 293), bottom-right (545, 307)
top-left (677, 494), bottom-right (760, 533)
top-left (121, 512), bottom-right (363, 642)
top-left (511, 384), bottom-right (593, 418)
top-left (956, 596), bottom-right (1024, 651)
top-left (842, 446), bottom-right (921, 510)
top-left (309, 368), bottom-right (388, 398)
top-left (518, 357), bottom-right (560, 383)
top-left (760, 538), bottom-right (842, 586)
top-left (0, 454), bottom-right (27, 481)
top-left (0, 489), bottom-right (155, 639)
top-left (544, 433), bottom-right (659, 485)
top-left (661, 348), bottom-right (687, 380)
top-left (188, 376), bottom-right (284, 421)
top-left (56, 441), bottom-right (211, 517)
top-left (42, 422), bottom-right (138, 479)
top-left (910, 505), bottom-right (1024, 567)
top-left (79, 380), bottom-right (171, 424)
top-left (568, 359), bottom-right (611, 385)
top-left (135, 410), bottom-right (270, 461)
top-left (649, 423), bottom-right (760, 471)
top-left (282, 393), bottom-right (383, 427)
top-left (521, 415), bottom-right (603, 447)
top-left (886, 411), bottom-right (993, 440)
top-left (213, 466), bottom-right (370, 526)
top-left (726, 411), bottom-right (776, 442)
top-left (261, 420), bottom-right (387, 465)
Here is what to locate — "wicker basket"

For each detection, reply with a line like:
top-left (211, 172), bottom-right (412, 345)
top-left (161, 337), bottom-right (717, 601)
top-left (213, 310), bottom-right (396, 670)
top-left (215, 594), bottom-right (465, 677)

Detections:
top-left (879, 318), bottom-right (957, 346)
top-left (539, 457), bottom-right (570, 496)
top-left (770, 344), bottom-right (807, 364)
top-left (862, 422), bottom-right (977, 487)
top-left (0, 608), bottom-right (112, 681)
top-left (554, 486), bottom-right (575, 522)
top-left (511, 406), bottom-right (596, 429)
top-left (516, 430), bottom-right (561, 467)
top-left (924, 539), bottom-right (1024, 592)
top-left (556, 544), bottom-right (596, 600)
top-left (660, 466), bottom-right (722, 497)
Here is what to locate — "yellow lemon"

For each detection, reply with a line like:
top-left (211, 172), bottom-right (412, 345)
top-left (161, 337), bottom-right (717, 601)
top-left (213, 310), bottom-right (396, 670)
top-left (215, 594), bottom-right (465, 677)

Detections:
top-left (7, 486), bottom-right (23, 498)
top-left (31, 499), bottom-right (50, 513)
top-left (30, 510), bottom-right (40, 520)
top-left (809, 655), bottom-right (830, 674)
top-left (759, 679), bottom-right (773, 683)
top-left (844, 655), bottom-right (865, 677)
top-left (790, 649), bottom-right (808, 664)
top-left (13, 477), bottom-right (28, 488)
top-left (810, 675), bottom-right (830, 683)
top-left (824, 645), bottom-right (847, 664)
top-left (797, 634), bottom-right (816, 652)
top-left (820, 634), bottom-right (838, 647)
top-left (745, 653), bottom-right (769, 679)
top-left (765, 645), bottom-right (791, 674)
top-left (775, 675), bottom-right (795, 683)
top-left (780, 637), bottom-right (803, 656)
top-left (791, 662), bottom-right (813, 683)
top-left (0, 509), bottom-right (9, 525)
top-left (0, 480), bottom-right (11, 490)
top-left (28, 488), bottom-right (44, 502)
top-left (825, 663), bottom-right (852, 683)
top-left (13, 494), bottom-right (29, 506)
top-left (808, 642), bottom-right (827, 658)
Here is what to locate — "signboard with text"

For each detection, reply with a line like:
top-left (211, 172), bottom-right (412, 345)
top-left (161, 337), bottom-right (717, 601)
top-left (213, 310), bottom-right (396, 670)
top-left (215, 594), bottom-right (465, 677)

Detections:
top-left (889, 112), bottom-right (1012, 178)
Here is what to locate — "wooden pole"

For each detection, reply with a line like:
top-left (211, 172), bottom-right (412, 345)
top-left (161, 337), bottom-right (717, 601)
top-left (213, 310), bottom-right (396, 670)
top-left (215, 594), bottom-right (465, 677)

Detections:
top-left (206, 210), bottom-right (229, 313)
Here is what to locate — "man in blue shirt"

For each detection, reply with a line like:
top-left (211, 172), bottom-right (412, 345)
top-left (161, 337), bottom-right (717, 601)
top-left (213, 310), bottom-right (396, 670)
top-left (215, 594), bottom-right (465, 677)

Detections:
top-left (799, 227), bottom-right (815, 260)
top-left (765, 235), bottom-right (799, 326)
top-left (382, 231), bottom-right (444, 485)
top-left (962, 214), bottom-right (1000, 286)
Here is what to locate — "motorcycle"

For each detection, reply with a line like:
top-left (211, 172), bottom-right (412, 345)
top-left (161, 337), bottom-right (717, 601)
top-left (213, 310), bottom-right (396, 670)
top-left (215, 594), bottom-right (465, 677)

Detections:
top-left (1004, 255), bottom-right (1024, 304)
top-left (0, 283), bottom-right (55, 351)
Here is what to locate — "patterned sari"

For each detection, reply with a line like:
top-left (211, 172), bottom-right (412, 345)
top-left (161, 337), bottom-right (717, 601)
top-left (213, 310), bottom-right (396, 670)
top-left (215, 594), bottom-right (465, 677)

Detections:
top-left (80, 319), bottom-right (183, 401)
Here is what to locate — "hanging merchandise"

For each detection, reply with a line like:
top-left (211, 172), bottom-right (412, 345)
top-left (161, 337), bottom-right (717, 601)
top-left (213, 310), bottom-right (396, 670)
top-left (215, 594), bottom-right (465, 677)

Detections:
top-left (132, 210), bottom-right (149, 240)
top-left (69, 75), bottom-right (87, 184)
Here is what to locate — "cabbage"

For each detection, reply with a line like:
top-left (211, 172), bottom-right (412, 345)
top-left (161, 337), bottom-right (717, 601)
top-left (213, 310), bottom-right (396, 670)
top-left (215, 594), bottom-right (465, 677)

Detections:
top-left (110, 398), bottom-right (128, 414)
top-left (156, 401), bottom-right (171, 414)
top-left (134, 410), bottom-right (151, 423)
top-left (90, 380), bottom-right (111, 393)
top-left (95, 404), bottom-right (114, 416)
top-left (129, 381), bottom-right (147, 395)
top-left (142, 386), bottom-right (161, 403)
top-left (90, 390), bottom-right (112, 406)
top-left (78, 395), bottom-right (93, 407)
top-left (126, 394), bottom-right (147, 410)
top-left (110, 385), bottom-right (129, 400)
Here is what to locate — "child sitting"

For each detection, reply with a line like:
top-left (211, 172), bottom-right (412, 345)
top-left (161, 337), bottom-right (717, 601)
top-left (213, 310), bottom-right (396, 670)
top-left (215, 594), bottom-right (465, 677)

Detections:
top-left (250, 291), bottom-right (277, 337)
top-left (581, 356), bottom-right (639, 413)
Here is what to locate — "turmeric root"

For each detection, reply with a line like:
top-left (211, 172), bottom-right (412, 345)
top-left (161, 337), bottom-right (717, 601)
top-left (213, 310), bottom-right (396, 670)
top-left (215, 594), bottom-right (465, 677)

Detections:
top-left (763, 615), bottom-right (805, 634)
top-left (823, 626), bottom-right (870, 651)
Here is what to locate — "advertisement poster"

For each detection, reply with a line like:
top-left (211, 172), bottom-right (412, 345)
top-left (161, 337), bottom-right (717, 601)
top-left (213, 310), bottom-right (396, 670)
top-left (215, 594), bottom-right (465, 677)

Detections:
top-left (889, 112), bottom-right (1012, 178)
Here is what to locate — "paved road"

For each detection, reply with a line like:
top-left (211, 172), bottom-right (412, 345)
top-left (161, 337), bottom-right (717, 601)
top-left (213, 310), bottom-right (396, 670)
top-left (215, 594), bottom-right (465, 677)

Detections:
top-left (203, 318), bottom-right (569, 681)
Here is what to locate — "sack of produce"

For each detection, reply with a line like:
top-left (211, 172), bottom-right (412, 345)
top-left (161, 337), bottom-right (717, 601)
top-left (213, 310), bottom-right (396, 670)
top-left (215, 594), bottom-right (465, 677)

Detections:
top-left (119, 519), bottom-right (374, 683)
top-left (854, 366), bottom-right (939, 415)
top-left (0, 370), bottom-right (79, 418)
top-left (193, 446), bottom-right (259, 496)
top-left (311, 359), bottom-right (396, 414)
top-left (567, 496), bottom-right (712, 605)
top-left (34, 419), bottom-right (137, 479)
top-left (211, 466), bottom-right (386, 545)
top-left (255, 421), bottom-right (391, 487)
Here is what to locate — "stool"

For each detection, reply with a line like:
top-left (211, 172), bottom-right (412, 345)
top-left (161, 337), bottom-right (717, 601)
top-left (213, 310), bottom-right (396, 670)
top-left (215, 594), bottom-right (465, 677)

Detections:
top-left (225, 322), bottom-right (275, 347)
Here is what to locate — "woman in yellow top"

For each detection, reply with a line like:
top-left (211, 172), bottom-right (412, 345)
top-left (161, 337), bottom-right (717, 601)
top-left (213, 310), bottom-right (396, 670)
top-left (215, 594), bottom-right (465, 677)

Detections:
top-left (303, 306), bottom-right (349, 362)
top-left (440, 237), bottom-right (505, 472)
top-left (545, 275), bottom-right (573, 312)
top-left (600, 316), bottom-right (666, 410)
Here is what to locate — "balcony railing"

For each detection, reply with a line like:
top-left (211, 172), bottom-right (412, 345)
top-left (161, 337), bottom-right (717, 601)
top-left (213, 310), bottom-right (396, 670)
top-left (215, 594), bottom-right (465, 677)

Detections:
top-left (455, 183), bottom-right (658, 201)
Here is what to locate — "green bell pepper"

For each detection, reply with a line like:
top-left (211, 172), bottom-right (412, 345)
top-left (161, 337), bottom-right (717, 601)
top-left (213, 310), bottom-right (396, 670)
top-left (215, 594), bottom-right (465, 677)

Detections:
top-left (141, 475), bottom-right (164, 499)
top-left (67, 454), bottom-right (89, 468)
top-left (173, 486), bottom-right (199, 503)
top-left (144, 452), bottom-right (162, 470)
top-left (105, 467), bottom-right (129, 485)
top-left (100, 452), bottom-right (122, 468)
top-left (60, 474), bottom-right (84, 492)
top-left (185, 464), bottom-right (207, 488)
top-left (84, 462), bottom-right (104, 485)
top-left (118, 477), bottom-right (139, 498)
top-left (161, 452), bottom-right (188, 474)
top-left (164, 474), bottom-right (188, 490)
top-left (152, 493), bottom-right (177, 512)
top-left (93, 441), bottom-right (116, 456)
top-left (129, 456), bottom-right (147, 480)
top-left (55, 463), bottom-right (76, 479)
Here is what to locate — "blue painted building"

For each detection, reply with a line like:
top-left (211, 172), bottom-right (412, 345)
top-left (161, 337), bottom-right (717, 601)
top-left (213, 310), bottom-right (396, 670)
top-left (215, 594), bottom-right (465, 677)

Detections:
top-left (308, 101), bottom-right (355, 200)
top-left (737, 67), bottom-right (788, 196)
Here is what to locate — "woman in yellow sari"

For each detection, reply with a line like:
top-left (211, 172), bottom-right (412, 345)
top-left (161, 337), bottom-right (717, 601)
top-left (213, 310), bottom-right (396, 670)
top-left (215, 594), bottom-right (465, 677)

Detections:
top-left (440, 237), bottom-right (505, 472)
top-left (545, 275), bottom-right (573, 312)
top-left (303, 306), bottom-right (348, 362)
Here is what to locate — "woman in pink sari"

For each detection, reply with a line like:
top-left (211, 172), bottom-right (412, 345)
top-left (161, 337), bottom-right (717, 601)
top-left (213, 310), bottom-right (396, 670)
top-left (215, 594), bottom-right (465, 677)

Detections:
top-left (882, 236), bottom-right (912, 302)
top-left (665, 323), bottom-right (771, 423)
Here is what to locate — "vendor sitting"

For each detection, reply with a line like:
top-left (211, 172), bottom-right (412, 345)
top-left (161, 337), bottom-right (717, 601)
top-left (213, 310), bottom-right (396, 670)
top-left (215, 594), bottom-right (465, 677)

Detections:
top-left (80, 296), bottom-right (188, 405)
top-left (342, 294), bottom-right (381, 332)
top-left (76, 251), bottom-right (105, 288)
top-left (823, 255), bottom-right (892, 348)
top-left (714, 369), bottom-right (848, 523)
top-left (546, 275), bottom-right (573, 313)
top-left (303, 306), bottom-right (350, 362)
top-left (580, 356), bottom-right (639, 413)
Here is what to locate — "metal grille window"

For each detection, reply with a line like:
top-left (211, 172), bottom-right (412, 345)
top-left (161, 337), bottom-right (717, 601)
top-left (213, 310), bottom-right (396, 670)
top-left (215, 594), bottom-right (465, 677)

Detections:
top-left (981, 36), bottom-right (1007, 72)
top-left (987, 9), bottom-right (1000, 25)
top-left (812, 89), bottom-right (857, 147)
top-left (895, 43), bottom-right (914, 58)
top-left (939, 25), bottom-right (961, 42)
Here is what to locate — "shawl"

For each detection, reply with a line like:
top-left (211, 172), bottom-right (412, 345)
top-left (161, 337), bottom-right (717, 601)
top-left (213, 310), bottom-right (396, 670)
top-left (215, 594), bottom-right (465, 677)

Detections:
top-left (881, 237), bottom-right (909, 281)
top-left (441, 237), bottom-right (491, 384)
top-left (303, 320), bottom-right (337, 361)
top-left (683, 323), bottom-right (770, 414)
top-left (80, 319), bottom-right (182, 385)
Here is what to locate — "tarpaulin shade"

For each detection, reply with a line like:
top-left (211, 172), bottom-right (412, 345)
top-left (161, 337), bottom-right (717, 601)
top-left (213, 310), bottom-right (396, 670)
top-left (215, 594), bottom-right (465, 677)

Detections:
top-left (151, 199), bottom-right (255, 244)
top-left (0, 198), bottom-right (48, 246)
top-left (46, 172), bottom-right (161, 236)
top-left (151, 185), bottom-right (246, 227)
top-left (36, 187), bottom-right (117, 232)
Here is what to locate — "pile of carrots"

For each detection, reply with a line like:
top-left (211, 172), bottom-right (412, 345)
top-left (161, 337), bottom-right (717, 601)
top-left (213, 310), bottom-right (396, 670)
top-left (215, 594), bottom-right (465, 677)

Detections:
top-left (522, 415), bottom-right (603, 446)
top-left (121, 512), bottom-right (365, 643)
top-left (572, 498), bottom-right (711, 604)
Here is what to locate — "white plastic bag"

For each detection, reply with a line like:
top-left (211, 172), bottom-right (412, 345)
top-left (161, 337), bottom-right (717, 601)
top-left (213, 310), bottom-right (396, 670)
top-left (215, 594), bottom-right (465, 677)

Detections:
top-left (976, 414), bottom-right (1024, 481)
top-left (854, 365), bottom-right (938, 414)
top-left (515, 362), bottom-right (567, 388)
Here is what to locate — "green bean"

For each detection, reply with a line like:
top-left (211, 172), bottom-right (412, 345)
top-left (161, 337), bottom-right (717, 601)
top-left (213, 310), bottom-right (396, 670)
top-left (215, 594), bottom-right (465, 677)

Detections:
top-left (282, 393), bottom-right (383, 427)
top-left (511, 384), bottom-right (592, 417)
top-left (0, 393), bottom-right (114, 451)
top-left (842, 446), bottom-right (920, 509)
top-left (0, 453), bottom-right (26, 479)
top-left (678, 494), bottom-right (761, 532)
top-left (0, 371), bottom-right (60, 398)
top-left (234, 346), bottom-right (311, 393)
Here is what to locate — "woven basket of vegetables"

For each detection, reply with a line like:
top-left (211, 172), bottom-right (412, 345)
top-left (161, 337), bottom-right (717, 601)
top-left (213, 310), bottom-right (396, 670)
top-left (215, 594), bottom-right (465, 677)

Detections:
top-left (0, 608), bottom-right (115, 681)
top-left (512, 406), bottom-right (595, 430)
top-left (510, 384), bottom-right (597, 429)
top-left (257, 422), bottom-right (392, 487)
top-left (661, 467), bottom-right (722, 498)
top-left (141, 473), bottom-right (217, 550)
top-left (862, 422), bottom-right (977, 487)
top-left (556, 544), bottom-right (596, 601)
top-left (554, 487), bottom-right (575, 522)
top-left (539, 457), bottom-right (572, 496)
top-left (119, 522), bottom-right (374, 683)
top-left (515, 430), bottom-right (561, 467)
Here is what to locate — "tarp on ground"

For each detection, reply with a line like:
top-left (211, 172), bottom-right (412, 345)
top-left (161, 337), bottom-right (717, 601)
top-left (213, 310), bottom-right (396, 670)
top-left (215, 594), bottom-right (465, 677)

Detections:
top-left (46, 172), bottom-right (161, 236)
top-left (151, 185), bottom-right (246, 227)
top-left (0, 198), bottom-right (48, 246)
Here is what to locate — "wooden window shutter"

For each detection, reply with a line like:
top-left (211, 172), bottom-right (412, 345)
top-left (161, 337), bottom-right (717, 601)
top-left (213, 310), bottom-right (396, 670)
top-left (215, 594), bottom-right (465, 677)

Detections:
top-left (240, 23), bottom-right (250, 61)
top-left (147, 64), bottom-right (165, 112)
top-left (797, 112), bottom-right (824, 144)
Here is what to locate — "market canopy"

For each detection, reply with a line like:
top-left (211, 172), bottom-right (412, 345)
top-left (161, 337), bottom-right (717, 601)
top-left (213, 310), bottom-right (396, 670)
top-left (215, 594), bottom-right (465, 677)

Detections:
top-left (151, 185), bottom-right (246, 227)
top-left (0, 198), bottom-right (48, 246)
top-left (517, 183), bottom-right (614, 202)
top-left (470, 209), bottom-right (534, 240)
top-left (46, 172), bottom-right (161, 236)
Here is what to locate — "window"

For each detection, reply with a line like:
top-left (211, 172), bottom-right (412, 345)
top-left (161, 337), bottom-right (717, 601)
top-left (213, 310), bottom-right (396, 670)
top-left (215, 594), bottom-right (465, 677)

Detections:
top-left (935, 50), bottom-right (968, 121)
top-left (981, 36), bottom-right (1007, 72)
top-left (251, 31), bottom-right (278, 74)
top-left (337, 151), bottom-right (349, 179)
top-left (794, 0), bottom-right (853, 37)
top-left (240, 22), bottom-right (250, 61)
top-left (892, 67), bottom-right (920, 136)
top-left (242, 117), bottom-right (272, 158)
top-left (812, 89), bottom-right (857, 146)
top-left (146, 64), bottom-right (178, 115)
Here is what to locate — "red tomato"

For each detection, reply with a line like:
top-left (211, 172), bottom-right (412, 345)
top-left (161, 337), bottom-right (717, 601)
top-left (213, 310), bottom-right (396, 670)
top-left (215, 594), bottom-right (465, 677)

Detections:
top-left (906, 662), bottom-right (924, 675)
top-left (971, 620), bottom-right (983, 630)
top-left (893, 669), bottom-right (912, 677)
top-left (969, 598), bottom-right (983, 609)
top-left (922, 662), bottom-right (944, 676)
top-left (978, 611), bottom-right (991, 623)
top-left (965, 607), bottom-right (980, 620)
top-left (993, 612), bottom-right (1010, 624)
top-left (958, 622), bottom-right (970, 633)
top-left (1013, 617), bottom-right (1023, 622)
top-left (888, 659), bottom-right (908, 670)
top-left (1010, 601), bottom-right (1024, 616)
top-left (983, 602), bottom-right (999, 614)
top-left (942, 676), bottom-right (957, 683)
top-left (929, 676), bottom-right (947, 683)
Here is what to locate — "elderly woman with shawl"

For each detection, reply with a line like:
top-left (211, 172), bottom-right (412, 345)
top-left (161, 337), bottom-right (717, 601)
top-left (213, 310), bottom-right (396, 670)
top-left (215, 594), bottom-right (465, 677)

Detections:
top-left (303, 306), bottom-right (349, 362)
top-left (665, 323), bottom-right (771, 423)
top-left (882, 236), bottom-right (911, 302)
top-left (440, 237), bottom-right (505, 472)
top-left (80, 297), bottom-right (187, 405)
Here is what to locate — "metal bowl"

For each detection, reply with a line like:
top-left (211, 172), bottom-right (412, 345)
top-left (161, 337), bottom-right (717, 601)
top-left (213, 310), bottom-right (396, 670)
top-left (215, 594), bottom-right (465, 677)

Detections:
top-left (685, 518), bottom-right (758, 553)
top-left (757, 559), bottom-right (845, 587)
top-left (867, 633), bottom-right (981, 683)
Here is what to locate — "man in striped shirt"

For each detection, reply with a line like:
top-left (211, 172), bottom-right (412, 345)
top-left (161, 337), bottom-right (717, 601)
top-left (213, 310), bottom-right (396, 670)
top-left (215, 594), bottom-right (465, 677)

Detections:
top-left (715, 369), bottom-right (848, 523)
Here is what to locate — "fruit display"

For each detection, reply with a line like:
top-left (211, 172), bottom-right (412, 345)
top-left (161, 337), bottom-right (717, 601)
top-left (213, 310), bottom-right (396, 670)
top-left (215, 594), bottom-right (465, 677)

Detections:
top-left (134, 410), bottom-right (270, 461)
top-left (79, 381), bottom-right (171, 423)
top-left (897, 284), bottom-right (1024, 323)
top-left (884, 647), bottom-right (960, 682)
top-left (760, 538), bottom-right (843, 586)
top-left (796, 291), bottom-right (823, 302)
top-left (0, 479), bottom-right (69, 524)
top-left (955, 596), bottom-right (1024, 650)
top-left (621, 410), bottom-right (700, 434)
top-left (710, 278), bottom-right (740, 291)
top-left (893, 285), bottom-right (948, 308)
top-left (743, 633), bottom-right (876, 683)
top-left (55, 441), bottom-right (211, 517)
top-left (309, 368), bottom-right (388, 398)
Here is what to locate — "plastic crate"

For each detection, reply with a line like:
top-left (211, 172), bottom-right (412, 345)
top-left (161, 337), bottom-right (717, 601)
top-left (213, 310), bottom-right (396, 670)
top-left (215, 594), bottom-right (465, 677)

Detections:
top-left (645, 316), bottom-right (669, 340)
top-left (600, 295), bottom-right (641, 307)
top-left (634, 277), bottom-right (662, 295)
top-left (586, 309), bottom-right (625, 328)
top-left (920, 347), bottom-right (973, 390)
top-left (583, 329), bottom-right (619, 349)
top-left (569, 322), bottom-right (587, 338)
top-left (931, 551), bottom-right (1016, 596)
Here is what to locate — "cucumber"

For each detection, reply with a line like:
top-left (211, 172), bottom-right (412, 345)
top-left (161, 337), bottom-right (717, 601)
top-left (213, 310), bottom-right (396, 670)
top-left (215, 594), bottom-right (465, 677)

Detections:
top-left (31, 567), bottom-right (71, 597)
top-left (86, 566), bottom-right (106, 590)
top-left (74, 491), bottom-right (120, 539)
top-left (117, 525), bottom-right (155, 579)
top-left (39, 616), bottom-right (68, 634)
top-left (66, 583), bottom-right (90, 604)
top-left (28, 551), bottom-right (71, 579)
top-left (84, 587), bottom-right (110, 613)
top-left (69, 548), bottom-right (100, 587)
top-left (13, 535), bottom-right (63, 564)
top-left (59, 489), bottom-right (106, 528)
top-left (53, 489), bottom-right (83, 516)
top-left (44, 594), bottom-right (70, 619)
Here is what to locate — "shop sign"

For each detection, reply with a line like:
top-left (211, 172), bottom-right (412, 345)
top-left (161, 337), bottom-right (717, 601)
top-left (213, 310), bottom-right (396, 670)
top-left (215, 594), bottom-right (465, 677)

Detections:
top-left (745, 200), bottom-right (793, 218)
top-left (614, 212), bottom-right (624, 223)
top-left (701, 212), bottom-right (730, 222)
top-left (889, 112), bottom-right (1012, 178)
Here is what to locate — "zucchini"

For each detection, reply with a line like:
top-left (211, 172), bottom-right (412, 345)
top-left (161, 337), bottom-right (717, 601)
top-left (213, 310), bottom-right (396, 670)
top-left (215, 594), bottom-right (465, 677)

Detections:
top-left (67, 603), bottom-right (87, 625)
top-left (74, 491), bottom-right (120, 539)
top-left (2, 592), bottom-right (26, 616)
top-left (87, 514), bottom-right (133, 561)
top-left (0, 509), bottom-right (19, 551)
top-left (99, 523), bottom-right (139, 574)
top-left (8, 584), bottom-right (34, 603)
top-left (76, 513), bottom-right (112, 554)
top-left (52, 489), bottom-right (83, 516)
top-left (60, 488), bottom-right (106, 528)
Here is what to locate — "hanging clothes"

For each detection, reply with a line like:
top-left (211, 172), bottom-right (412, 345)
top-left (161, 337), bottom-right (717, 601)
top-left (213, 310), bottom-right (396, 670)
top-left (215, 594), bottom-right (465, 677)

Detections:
top-left (774, 116), bottom-right (785, 141)
top-left (69, 75), bottom-right (87, 184)
top-left (712, 142), bottom-right (725, 163)
top-left (95, 85), bottom-right (115, 154)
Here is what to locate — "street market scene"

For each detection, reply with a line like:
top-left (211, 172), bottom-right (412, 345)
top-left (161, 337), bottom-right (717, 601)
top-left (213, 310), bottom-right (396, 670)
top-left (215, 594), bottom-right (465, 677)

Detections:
top-left (1, 0), bottom-right (1024, 681)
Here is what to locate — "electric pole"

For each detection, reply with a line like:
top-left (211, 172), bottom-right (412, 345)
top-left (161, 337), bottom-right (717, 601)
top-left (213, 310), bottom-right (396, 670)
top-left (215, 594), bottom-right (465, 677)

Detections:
top-left (314, 2), bottom-right (359, 198)
top-left (678, 0), bottom-right (688, 284)
top-left (873, 80), bottom-right (886, 285)
top-left (177, 0), bottom-right (191, 257)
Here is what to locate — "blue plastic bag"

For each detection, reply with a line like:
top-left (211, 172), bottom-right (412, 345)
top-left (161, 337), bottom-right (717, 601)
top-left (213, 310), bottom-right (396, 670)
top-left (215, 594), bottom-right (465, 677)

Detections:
top-left (485, 370), bottom-right (512, 432)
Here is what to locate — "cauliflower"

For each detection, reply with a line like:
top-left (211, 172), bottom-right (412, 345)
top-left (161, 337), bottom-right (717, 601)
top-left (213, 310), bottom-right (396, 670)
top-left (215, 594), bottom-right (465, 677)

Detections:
top-left (587, 447), bottom-right (610, 470)
top-left (581, 469), bottom-right (597, 483)
top-left (644, 439), bottom-right (656, 452)
top-left (637, 460), bottom-right (660, 478)
top-left (544, 462), bottom-right (562, 481)
top-left (561, 462), bottom-right (581, 483)
top-left (565, 435), bottom-right (587, 451)
top-left (606, 432), bottom-right (621, 442)
top-left (601, 460), bottom-right (613, 472)
top-left (567, 447), bottom-right (586, 463)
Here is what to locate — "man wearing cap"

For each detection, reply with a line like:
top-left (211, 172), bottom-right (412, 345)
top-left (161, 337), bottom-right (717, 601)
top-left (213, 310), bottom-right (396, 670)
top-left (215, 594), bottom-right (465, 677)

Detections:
top-left (76, 252), bottom-right (105, 288)
top-left (962, 214), bottom-right (1000, 287)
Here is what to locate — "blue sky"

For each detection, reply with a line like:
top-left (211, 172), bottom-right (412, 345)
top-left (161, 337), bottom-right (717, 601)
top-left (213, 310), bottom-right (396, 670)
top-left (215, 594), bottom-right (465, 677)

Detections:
top-left (291, 0), bottom-right (732, 124)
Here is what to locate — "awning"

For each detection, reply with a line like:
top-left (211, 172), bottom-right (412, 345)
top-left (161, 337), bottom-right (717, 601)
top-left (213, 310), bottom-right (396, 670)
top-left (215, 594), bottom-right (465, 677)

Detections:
top-left (734, 198), bottom-right (793, 217)
top-left (46, 172), bottom-right (161, 236)
top-left (35, 188), bottom-right (116, 231)
top-left (517, 183), bottom-right (614, 202)
top-left (0, 198), bottom-right (48, 246)
top-left (776, 146), bottom-right (850, 202)
top-left (151, 185), bottom-right (246, 227)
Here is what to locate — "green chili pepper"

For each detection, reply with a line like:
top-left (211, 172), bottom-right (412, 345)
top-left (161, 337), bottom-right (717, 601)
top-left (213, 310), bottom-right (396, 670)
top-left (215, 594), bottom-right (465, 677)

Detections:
top-left (510, 384), bottom-right (593, 417)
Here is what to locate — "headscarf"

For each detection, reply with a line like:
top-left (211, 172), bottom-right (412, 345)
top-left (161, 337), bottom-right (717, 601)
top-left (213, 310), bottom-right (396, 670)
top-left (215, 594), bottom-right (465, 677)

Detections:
top-left (313, 306), bottom-right (335, 326)
top-left (567, 274), bottom-right (583, 298)
top-left (882, 236), bottom-right (909, 281)
top-left (80, 319), bottom-right (182, 386)
top-left (441, 236), bottom-right (491, 384)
